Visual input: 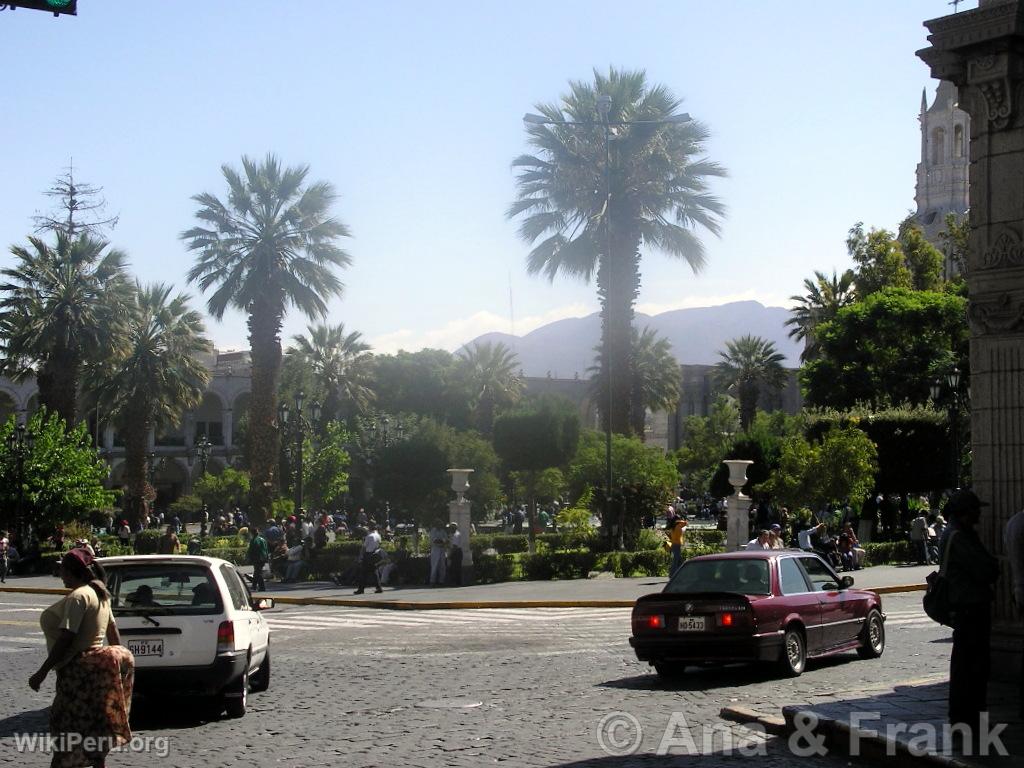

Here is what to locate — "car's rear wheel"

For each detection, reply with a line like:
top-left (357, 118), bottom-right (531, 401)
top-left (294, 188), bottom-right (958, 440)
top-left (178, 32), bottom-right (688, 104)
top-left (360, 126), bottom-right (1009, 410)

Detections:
top-left (223, 662), bottom-right (249, 718)
top-left (779, 627), bottom-right (806, 676)
top-left (250, 648), bottom-right (270, 693)
top-left (654, 662), bottom-right (686, 680)
top-left (857, 610), bottom-right (885, 659)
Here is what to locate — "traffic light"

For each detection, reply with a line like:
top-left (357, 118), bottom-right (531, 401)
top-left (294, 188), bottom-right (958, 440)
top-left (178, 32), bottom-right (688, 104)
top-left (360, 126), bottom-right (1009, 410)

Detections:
top-left (5, 0), bottom-right (77, 16)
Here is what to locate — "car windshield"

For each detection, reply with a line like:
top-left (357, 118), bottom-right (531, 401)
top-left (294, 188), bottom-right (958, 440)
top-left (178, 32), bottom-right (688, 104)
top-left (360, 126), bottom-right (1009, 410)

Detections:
top-left (665, 558), bottom-right (771, 595)
top-left (106, 563), bottom-right (223, 616)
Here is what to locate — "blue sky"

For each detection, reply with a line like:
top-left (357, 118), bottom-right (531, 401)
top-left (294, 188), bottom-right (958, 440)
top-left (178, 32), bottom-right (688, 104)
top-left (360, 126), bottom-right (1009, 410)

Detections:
top-left (0, 0), bottom-right (974, 354)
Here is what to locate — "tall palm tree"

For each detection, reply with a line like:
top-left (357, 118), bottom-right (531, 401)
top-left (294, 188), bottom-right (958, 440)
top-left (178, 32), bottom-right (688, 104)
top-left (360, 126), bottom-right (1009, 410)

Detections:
top-left (287, 322), bottom-right (374, 428)
top-left (0, 233), bottom-right (131, 426)
top-left (183, 154), bottom-right (351, 523)
top-left (785, 269), bottom-right (856, 362)
top-left (509, 67), bottom-right (725, 435)
top-left (92, 284), bottom-right (211, 523)
top-left (588, 326), bottom-right (680, 437)
top-left (714, 335), bottom-right (787, 432)
top-left (457, 341), bottom-right (523, 435)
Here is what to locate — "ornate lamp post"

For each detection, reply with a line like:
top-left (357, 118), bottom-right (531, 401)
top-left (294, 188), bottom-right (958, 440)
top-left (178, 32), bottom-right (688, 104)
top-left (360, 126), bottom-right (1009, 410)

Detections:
top-left (195, 434), bottom-right (212, 477)
top-left (932, 368), bottom-right (966, 489)
top-left (278, 391), bottom-right (321, 514)
top-left (6, 423), bottom-right (34, 541)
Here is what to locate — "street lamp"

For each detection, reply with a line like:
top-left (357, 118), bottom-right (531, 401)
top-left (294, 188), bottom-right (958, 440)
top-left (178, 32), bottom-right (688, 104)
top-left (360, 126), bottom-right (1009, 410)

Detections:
top-left (278, 391), bottom-right (321, 514)
top-left (522, 100), bottom-right (692, 550)
top-left (6, 423), bottom-right (34, 541)
top-left (932, 368), bottom-right (965, 489)
top-left (195, 434), bottom-right (212, 477)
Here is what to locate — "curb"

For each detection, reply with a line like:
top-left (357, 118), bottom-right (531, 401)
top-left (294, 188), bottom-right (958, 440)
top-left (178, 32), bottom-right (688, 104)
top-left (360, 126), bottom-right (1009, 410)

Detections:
top-left (719, 705), bottom-right (788, 735)
top-left (873, 584), bottom-right (927, 595)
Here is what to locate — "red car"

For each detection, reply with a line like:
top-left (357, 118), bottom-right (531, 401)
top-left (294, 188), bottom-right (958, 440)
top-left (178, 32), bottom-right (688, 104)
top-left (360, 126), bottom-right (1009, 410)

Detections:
top-left (630, 550), bottom-right (885, 678)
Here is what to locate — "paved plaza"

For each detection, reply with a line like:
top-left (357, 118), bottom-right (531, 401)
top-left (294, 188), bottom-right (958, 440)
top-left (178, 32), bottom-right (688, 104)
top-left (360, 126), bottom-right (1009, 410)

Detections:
top-left (0, 589), bottom-right (990, 767)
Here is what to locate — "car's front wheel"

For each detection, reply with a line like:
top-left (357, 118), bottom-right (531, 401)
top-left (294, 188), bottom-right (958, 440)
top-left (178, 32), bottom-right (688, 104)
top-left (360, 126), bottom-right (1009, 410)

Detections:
top-left (779, 627), bottom-right (806, 676)
top-left (223, 663), bottom-right (249, 718)
top-left (857, 610), bottom-right (885, 659)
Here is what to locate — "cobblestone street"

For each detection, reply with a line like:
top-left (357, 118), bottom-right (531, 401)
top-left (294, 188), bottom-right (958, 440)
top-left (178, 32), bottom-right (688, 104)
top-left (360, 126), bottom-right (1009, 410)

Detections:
top-left (0, 592), bottom-right (949, 767)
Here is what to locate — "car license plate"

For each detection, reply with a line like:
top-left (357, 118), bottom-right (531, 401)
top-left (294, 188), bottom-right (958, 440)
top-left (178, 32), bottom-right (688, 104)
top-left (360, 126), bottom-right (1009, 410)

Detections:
top-left (127, 639), bottom-right (164, 657)
top-left (678, 616), bottom-right (706, 632)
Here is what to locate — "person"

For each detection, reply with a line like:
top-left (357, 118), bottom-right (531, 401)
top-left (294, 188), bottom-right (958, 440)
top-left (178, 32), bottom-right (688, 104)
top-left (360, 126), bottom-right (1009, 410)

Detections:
top-left (668, 515), bottom-right (687, 576)
top-left (117, 519), bottom-right (131, 549)
top-left (30, 548), bottom-right (134, 768)
top-left (0, 530), bottom-right (10, 583)
top-left (156, 525), bottom-right (178, 555)
top-left (283, 541), bottom-right (305, 582)
top-left (247, 526), bottom-right (269, 592)
top-left (429, 524), bottom-right (448, 586)
top-left (941, 489), bottom-right (1000, 739)
top-left (354, 521), bottom-right (383, 594)
top-left (797, 524), bottom-right (815, 551)
top-left (1006, 506), bottom-right (1024, 717)
top-left (768, 524), bottom-right (785, 550)
top-left (911, 510), bottom-right (930, 565)
top-left (841, 522), bottom-right (865, 570)
top-left (127, 584), bottom-right (157, 607)
top-left (447, 523), bottom-right (464, 587)
top-left (745, 530), bottom-right (770, 550)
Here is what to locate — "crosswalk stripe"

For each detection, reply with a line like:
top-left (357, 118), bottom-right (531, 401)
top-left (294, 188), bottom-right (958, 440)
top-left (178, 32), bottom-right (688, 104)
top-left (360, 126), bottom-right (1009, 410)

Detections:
top-left (0, 635), bottom-right (44, 644)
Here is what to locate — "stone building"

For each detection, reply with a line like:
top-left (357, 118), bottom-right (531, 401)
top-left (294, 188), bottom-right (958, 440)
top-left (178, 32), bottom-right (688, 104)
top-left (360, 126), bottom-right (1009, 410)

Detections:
top-left (914, 80), bottom-right (970, 276)
top-left (0, 349), bottom-right (252, 506)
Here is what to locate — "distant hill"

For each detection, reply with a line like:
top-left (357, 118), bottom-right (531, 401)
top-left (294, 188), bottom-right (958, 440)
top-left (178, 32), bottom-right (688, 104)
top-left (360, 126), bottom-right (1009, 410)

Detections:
top-left (466, 301), bottom-right (801, 378)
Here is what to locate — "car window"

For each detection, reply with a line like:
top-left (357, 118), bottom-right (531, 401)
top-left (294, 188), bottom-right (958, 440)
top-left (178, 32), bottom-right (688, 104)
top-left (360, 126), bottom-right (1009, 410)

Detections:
top-left (221, 564), bottom-right (250, 611)
top-left (665, 558), bottom-right (770, 595)
top-left (106, 564), bottom-right (223, 615)
top-left (798, 557), bottom-right (839, 592)
top-left (779, 557), bottom-right (810, 595)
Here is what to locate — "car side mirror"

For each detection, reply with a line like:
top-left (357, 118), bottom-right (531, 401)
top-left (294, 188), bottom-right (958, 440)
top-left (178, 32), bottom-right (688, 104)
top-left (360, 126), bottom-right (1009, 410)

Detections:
top-left (254, 597), bottom-right (275, 611)
top-left (839, 576), bottom-right (854, 590)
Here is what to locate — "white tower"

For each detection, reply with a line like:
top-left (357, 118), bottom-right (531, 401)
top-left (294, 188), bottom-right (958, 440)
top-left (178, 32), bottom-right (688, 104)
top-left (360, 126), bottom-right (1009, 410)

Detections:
top-left (914, 81), bottom-right (970, 275)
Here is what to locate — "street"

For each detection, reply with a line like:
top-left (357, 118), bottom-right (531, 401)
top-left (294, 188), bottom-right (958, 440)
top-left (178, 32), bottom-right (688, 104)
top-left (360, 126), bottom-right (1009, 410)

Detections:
top-left (0, 591), bottom-right (947, 767)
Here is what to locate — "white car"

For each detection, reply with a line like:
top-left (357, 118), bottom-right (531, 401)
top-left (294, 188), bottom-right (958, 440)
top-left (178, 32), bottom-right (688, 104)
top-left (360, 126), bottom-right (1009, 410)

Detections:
top-left (100, 555), bottom-right (272, 718)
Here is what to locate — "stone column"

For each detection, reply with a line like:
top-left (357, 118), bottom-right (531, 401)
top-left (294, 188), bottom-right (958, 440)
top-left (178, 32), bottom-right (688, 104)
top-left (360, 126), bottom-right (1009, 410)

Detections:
top-left (447, 469), bottom-right (474, 584)
top-left (723, 460), bottom-right (753, 551)
top-left (918, 0), bottom-right (1024, 678)
top-left (223, 408), bottom-right (233, 449)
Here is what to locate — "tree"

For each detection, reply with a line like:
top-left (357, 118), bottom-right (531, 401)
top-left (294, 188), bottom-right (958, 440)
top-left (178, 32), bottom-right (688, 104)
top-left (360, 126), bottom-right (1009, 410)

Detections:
top-left (509, 67), bottom-right (726, 435)
top-left (193, 468), bottom-right (251, 515)
top-left (183, 154), bottom-right (352, 524)
top-left (785, 269), bottom-right (856, 362)
top-left (801, 287), bottom-right (968, 410)
top-left (32, 164), bottom-right (119, 238)
top-left (898, 219), bottom-right (945, 292)
top-left (302, 421), bottom-right (352, 510)
top-left (847, 223), bottom-right (912, 296)
top-left (673, 395), bottom-right (740, 494)
top-left (372, 349), bottom-right (472, 427)
top-left (713, 335), bottom-right (787, 432)
top-left (0, 411), bottom-right (115, 533)
top-left (456, 341), bottom-right (523, 435)
top-left (0, 233), bottom-right (131, 426)
top-left (287, 323), bottom-right (374, 428)
top-left (939, 212), bottom-right (970, 280)
top-left (92, 284), bottom-right (211, 523)
top-left (494, 401), bottom-right (580, 550)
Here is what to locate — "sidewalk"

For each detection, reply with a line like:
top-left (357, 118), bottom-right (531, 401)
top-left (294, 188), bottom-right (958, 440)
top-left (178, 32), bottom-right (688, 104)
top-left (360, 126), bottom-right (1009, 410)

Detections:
top-left (0, 563), bottom-right (933, 608)
top-left (725, 677), bottom-right (1022, 767)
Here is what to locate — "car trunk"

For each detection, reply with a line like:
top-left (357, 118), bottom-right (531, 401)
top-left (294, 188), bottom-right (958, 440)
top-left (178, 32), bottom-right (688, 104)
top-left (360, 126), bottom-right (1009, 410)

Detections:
top-left (632, 591), bottom-right (757, 638)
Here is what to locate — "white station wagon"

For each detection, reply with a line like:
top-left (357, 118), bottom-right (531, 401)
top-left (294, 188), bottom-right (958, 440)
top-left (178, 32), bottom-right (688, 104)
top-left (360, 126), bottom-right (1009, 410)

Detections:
top-left (100, 555), bottom-right (272, 718)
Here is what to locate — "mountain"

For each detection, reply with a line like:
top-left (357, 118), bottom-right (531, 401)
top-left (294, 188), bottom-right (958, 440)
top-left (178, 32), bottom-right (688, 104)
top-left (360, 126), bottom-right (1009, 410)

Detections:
top-left (466, 301), bottom-right (800, 378)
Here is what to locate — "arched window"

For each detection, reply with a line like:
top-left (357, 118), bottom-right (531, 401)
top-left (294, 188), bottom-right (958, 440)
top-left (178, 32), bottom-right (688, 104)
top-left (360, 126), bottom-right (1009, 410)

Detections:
top-left (932, 128), bottom-right (946, 165)
top-left (954, 124), bottom-right (964, 158)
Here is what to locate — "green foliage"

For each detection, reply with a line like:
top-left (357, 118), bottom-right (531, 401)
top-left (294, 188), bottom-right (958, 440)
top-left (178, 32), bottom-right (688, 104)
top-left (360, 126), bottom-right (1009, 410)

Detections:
top-left (132, 529), bottom-right (163, 554)
top-left (847, 222), bottom-right (912, 296)
top-left (371, 349), bottom-right (472, 428)
top-left (474, 553), bottom-right (518, 584)
top-left (761, 426), bottom-right (878, 511)
top-left (862, 540), bottom-right (916, 566)
top-left (302, 421), bottom-right (351, 509)
top-left (455, 341), bottom-right (523, 434)
top-left (169, 494), bottom-right (203, 520)
top-left (714, 335), bottom-right (787, 431)
top-left (801, 287), bottom-right (968, 410)
top-left (193, 468), bottom-right (251, 512)
top-left (0, 411), bottom-right (115, 529)
top-left (674, 395), bottom-right (740, 493)
top-left (786, 269), bottom-right (857, 363)
top-left (513, 467), bottom-right (566, 503)
top-left (938, 213), bottom-right (969, 280)
top-left (287, 323), bottom-right (374, 427)
top-left (898, 219), bottom-right (945, 292)
top-left (271, 497), bottom-right (294, 520)
top-left (493, 400), bottom-right (580, 473)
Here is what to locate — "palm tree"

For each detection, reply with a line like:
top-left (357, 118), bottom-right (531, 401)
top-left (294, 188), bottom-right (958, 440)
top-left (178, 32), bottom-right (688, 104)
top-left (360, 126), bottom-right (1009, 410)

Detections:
top-left (92, 284), bottom-right (211, 523)
top-left (588, 326), bottom-right (680, 437)
top-left (182, 154), bottom-right (351, 524)
top-left (509, 67), bottom-right (725, 435)
top-left (714, 335), bottom-right (787, 432)
top-left (457, 341), bottom-right (523, 434)
top-left (287, 322), bottom-right (374, 428)
top-left (0, 233), bottom-right (131, 426)
top-left (785, 269), bottom-right (856, 362)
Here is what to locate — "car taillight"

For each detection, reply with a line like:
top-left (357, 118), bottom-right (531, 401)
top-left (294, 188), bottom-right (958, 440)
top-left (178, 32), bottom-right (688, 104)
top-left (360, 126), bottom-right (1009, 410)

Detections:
top-left (718, 612), bottom-right (734, 628)
top-left (217, 621), bottom-right (234, 653)
top-left (633, 613), bottom-right (665, 630)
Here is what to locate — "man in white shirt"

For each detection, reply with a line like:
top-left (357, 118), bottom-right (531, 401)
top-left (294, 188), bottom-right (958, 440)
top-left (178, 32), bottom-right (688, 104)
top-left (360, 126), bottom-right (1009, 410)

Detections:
top-left (745, 530), bottom-right (770, 550)
top-left (354, 521), bottom-right (383, 594)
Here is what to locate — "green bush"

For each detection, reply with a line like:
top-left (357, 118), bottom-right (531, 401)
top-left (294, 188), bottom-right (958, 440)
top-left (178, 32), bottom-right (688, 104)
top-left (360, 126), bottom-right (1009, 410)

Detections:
top-left (474, 554), bottom-right (518, 584)
top-left (685, 529), bottom-right (726, 548)
top-left (635, 528), bottom-right (666, 552)
top-left (520, 551), bottom-right (599, 580)
top-left (862, 540), bottom-right (916, 566)
top-left (202, 547), bottom-right (247, 566)
top-left (132, 529), bottom-right (163, 554)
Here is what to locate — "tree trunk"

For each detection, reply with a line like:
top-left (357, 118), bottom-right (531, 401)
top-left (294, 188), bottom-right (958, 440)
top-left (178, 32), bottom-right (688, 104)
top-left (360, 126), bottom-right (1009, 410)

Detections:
top-left (36, 345), bottom-right (80, 428)
top-left (596, 235), bottom-right (640, 436)
top-left (738, 380), bottom-right (759, 432)
top-left (122, 410), bottom-right (153, 527)
top-left (247, 299), bottom-right (284, 527)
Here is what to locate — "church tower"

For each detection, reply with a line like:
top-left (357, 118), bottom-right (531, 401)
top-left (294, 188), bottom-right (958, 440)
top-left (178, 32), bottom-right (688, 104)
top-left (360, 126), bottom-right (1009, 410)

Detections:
top-left (914, 81), bottom-right (969, 275)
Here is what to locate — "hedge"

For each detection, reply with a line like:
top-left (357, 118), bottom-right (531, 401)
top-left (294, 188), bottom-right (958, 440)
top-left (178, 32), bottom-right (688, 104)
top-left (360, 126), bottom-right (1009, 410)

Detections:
top-left (862, 540), bottom-right (917, 566)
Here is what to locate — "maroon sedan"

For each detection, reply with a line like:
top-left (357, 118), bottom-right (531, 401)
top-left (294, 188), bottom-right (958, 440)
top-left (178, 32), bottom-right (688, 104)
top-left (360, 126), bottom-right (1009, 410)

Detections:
top-left (630, 550), bottom-right (885, 679)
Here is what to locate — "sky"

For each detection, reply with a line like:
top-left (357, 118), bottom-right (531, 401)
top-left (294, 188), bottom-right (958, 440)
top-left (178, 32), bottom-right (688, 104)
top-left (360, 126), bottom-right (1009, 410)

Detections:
top-left (0, 0), bottom-right (975, 355)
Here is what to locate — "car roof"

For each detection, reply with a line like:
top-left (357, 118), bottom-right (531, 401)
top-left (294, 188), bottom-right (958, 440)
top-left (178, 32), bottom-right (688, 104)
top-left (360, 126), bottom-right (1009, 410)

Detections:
top-left (98, 555), bottom-right (231, 568)
top-left (684, 549), bottom-right (811, 562)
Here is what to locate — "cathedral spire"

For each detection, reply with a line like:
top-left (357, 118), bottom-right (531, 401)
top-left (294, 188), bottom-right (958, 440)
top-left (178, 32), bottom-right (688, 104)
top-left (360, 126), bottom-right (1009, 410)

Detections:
top-left (920, 87), bottom-right (928, 114)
